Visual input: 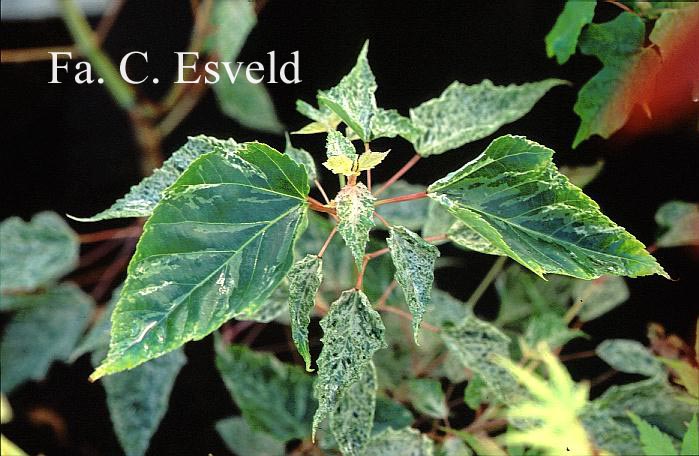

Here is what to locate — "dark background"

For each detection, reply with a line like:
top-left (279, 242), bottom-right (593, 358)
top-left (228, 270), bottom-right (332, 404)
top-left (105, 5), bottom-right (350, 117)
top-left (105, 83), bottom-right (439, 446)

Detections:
top-left (2, 1), bottom-right (698, 454)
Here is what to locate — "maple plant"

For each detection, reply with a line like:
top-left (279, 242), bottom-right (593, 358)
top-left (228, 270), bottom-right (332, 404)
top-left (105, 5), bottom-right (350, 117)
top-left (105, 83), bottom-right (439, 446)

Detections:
top-left (2, 1), bottom-right (698, 456)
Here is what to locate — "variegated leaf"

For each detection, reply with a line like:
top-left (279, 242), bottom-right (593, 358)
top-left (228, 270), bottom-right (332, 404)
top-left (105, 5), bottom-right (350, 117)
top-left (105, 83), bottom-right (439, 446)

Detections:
top-left (331, 362), bottom-right (377, 456)
top-left (363, 427), bottom-right (434, 456)
top-left (288, 254), bottom-right (323, 371)
top-left (336, 183), bottom-right (376, 268)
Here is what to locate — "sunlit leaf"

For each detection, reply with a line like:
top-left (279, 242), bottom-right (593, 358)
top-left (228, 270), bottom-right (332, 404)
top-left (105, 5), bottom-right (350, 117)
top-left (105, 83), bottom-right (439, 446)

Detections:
top-left (313, 289), bottom-right (386, 438)
top-left (428, 135), bottom-right (667, 280)
top-left (318, 41), bottom-right (377, 141)
top-left (409, 79), bottom-right (565, 157)
top-left (655, 201), bottom-right (699, 248)
top-left (216, 343), bottom-right (315, 442)
top-left (294, 99), bottom-right (342, 134)
top-left (91, 143), bottom-right (309, 379)
top-left (387, 225), bottom-right (440, 343)
top-left (406, 378), bottom-right (447, 419)
top-left (545, 0), bottom-right (597, 64)
top-left (215, 416), bottom-right (285, 456)
top-left (70, 136), bottom-right (238, 222)
top-left (324, 155), bottom-right (356, 176)
top-left (336, 183), bottom-right (376, 268)
top-left (0, 284), bottom-right (92, 393)
top-left (288, 254), bottom-right (323, 371)
top-left (357, 151), bottom-right (389, 171)
top-left (0, 211), bottom-right (78, 293)
top-left (331, 362), bottom-right (377, 456)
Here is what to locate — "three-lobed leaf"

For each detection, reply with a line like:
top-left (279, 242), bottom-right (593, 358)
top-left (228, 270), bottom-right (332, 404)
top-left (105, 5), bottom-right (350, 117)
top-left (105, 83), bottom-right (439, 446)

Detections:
top-left (409, 79), bottom-right (566, 157)
top-left (288, 254), bottom-right (323, 371)
top-left (0, 211), bottom-right (78, 293)
top-left (387, 225), bottom-right (440, 343)
top-left (313, 289), bottom-right (386, 438)
top-left (91, 142), bottom-right (309, 379)
top-left (428, 135), bottom-right (667, 280)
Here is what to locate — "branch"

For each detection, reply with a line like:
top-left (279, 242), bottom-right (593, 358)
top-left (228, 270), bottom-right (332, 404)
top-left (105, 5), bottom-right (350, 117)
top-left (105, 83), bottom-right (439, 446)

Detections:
top-left (375, 191), bottom-right (427, 207)
top-left (374, 153), bottom-right (421, 196)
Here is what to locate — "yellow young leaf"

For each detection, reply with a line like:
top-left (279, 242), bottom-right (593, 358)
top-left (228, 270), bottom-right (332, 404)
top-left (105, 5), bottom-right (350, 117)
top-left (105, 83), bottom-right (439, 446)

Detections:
top-left (357, 151), bottom-right (389, 171)
top-left (323, 155), bottom-right (356, 176)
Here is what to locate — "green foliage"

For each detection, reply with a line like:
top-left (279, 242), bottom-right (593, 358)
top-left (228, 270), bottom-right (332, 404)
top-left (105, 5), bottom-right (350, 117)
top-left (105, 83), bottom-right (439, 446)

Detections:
top-left (387, 225), bottom-right (440, 343)
top-left (655, 201), bottom-right (699, 248)
top-left (681, 414), bottom-right (699, 456)
top-left (216, 416), bottom-right (285, 456)
top-left (409, 80), bottom-right (565, 157)
top-left (375, 181), bottom-right (429, 231)
top-left (406, 378), bottom-right (448, 419)
top-left (545, 0), bottom-right (596, 64)
top-left (313, 289), bottom-right (386, 438)
top-left (363, 427), bottom-right (435, 456)
top-left (216, 343), bottom-right (315, 442)
top-left (335, 182), bottom-right (376, 267)
top-left (596, 339), bottom-right (663, 377)
top-left (0, 211), bottom-right (78, 293)
top-left (71, 136), bottom-right (238, 221)
top-left (523, 313), bottom-right (585, 350)
top-left (331, 362), bottom-right (377, 455)
top-left (288, 254), bottom-right (323, 371)
top-left (0, 283), bottom-right (92, 393)
top-left (428, 135), bottom-right (666, 280)
top-left (628, 412), bottom-right (679, 456)
top-left (91, 143), bottom-right (310, 379)
top-left (285, 133), bottom-right (318, 184)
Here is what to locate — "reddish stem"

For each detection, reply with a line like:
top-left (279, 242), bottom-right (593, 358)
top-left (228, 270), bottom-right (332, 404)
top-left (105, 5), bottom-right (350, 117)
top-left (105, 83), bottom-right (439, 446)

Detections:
top-left (375, 153), bottom-right (422, 196)
top-left (79, 225), bottom-right (142, 244)
top-left (373, 211), bottom-right (391, 227)
top-left (317, 226), bottom-right (338, 258)
top-left (375, 191), bottom-right (428, 207)
top-left (315, 179), bottom-right (331, 204)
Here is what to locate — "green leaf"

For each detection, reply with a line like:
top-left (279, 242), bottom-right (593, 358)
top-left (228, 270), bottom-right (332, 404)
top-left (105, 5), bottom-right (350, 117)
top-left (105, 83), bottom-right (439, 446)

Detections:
top-left (596, 339), bottom-right (663, 377)
top-left (285, 133), bottom-right (318, 184)
top-left (318, 41), bottom-right (377, 141)
top-left (0, 284), bottom-right (92, 393)
top-left (573, 12), bottom-right (661, 148)
top-left (441, 315), bottom-right (519, 402)
top-left (235, 279), bottom-right (289, 323)
top-left (294, 99), bottom-right (342, 134)
top-left (364, 427), bottom-right (435, 456)
top-left (371, 108), bottom-right (421, 142)
top-left (216, 416), bottom-right (285, 456)
top-left (288, 254), bottom-right (323, 371)
top-left (409, 79), bottom-right (565, 157)
top-left (216, 343), bottom-right (316, 442)
top-left (213, 69), bottom-right (284, 134)
top-left (655, 201), bottom-right (699, 248)
top-left (523, 313), bottom-right (585, 350)
top-left (373, 397), bottom-right (414, 435)
top-left (572, 275), bottom-right (629, 322)
top-left (203, 0), bottom-right (256, 61)
top-left (463, 375), bottom-right (489, 410)
top-left (629, 412), bottom-right (679, 456)
top-left (428, 135), bottom-right (667, 280)
top-left (336, 183), bottom-right (376, 268)
top-left (406, 378), bottom-right (448, 419)
top-left (331, 362), bottom-right (377, 456)
top-left (375, 181), bottom-right (430, 231)
top-left (423, 200), bottom-right (457, 238)
top-left (439, 437), bottom-right (472, 456)
top-left (545, 0), bottom-right (597, 64)
top-left (70, 136), bottom-right (238, 222)
top-left (387, 226), bottom-right (440, 343)
top-left (326, 130), bottom-right (358, 160)
top-left (357, 151), bottom-right (389, 172)
top-left (92, 348), bottom-right (185, 456)
top-left (91, 142), bottom-right (309, 379)
top-left (580, 406), bottom-right (643, 456)
top-left (0, 211), bottom-right (78, 293)
top-left (447, 222), bottom-right (506, 256)
top-left (70, 286), bottom-right (121, 362)
top-left (659, 357), bottom-right (699, 399)
top-left (313, 289), bottom-right (386, 438)
top-left (681, 414), bottom-right (698, 456)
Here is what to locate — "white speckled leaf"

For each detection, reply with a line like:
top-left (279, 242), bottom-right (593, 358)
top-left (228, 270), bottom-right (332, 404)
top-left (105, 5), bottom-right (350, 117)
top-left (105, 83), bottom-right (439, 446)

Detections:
top-left (387, 226), bottom-right (439, 343)
top-left (409, 79), bottom-right (565, 157)
top-left (523, 313), bottom-right (585, 350)
top-left (428, 135), bottom-right (667, 280)
top-left (288, 254), bottom-right (323, 371)
top-left (91, 143), bottom-right (309, 380)
top-left (0, 212), bottom-right (78, 294)
top-left (596, 339), bottom-right (663, 377)
top-left (71, 136), bottom-right (238, 222)
top-left (336, 183), bottom-right (376, 268)
top-left (330, 362), bottom-right (377, 456)
top-left (91, 347), bottom-right (185, 456)
top-left (216, 416), bottom-right (285, 456)
top-left (371, 108), bottom-right (420, 142)
top-left (313, 289), bottom-right (386, 438)
top-left (441, 315), bottom-right (520, 402)
top-left (318, 41), bottom-right (377, 141)
top-left (213, 68), bottom-right (284, 134)
top-left (203, 0), bottom-right (255, 61)
top-left (406, 378), bottom-right (447, 419)
top-left (655, 201), bottom-right (699, 248)
top-left (294, 99), bottom-right (342, 134)
top-left (216, 343), bottom-right (316, 442)
top-left (363, 427), bottom-right (435, 456)
top-left (326, 130), bottom-right (357, 160)
top-left (285, 133), bottom-right (318, 184)
top-left (0, 284), bottom-right (92, 393)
